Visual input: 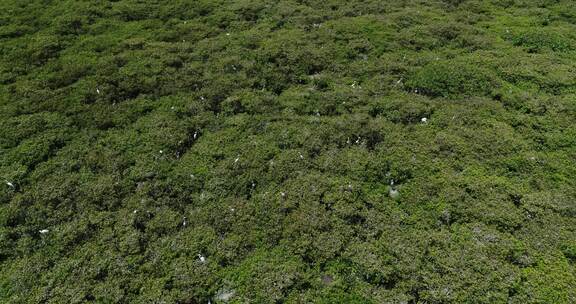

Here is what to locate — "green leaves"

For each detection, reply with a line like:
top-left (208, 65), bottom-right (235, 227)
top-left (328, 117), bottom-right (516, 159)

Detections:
top-left (511, 28), bottom-right (573, 53)
top-left (407, 60), bottom-right (500, 98)
top-left (1, 0), bottom-right (576, 303)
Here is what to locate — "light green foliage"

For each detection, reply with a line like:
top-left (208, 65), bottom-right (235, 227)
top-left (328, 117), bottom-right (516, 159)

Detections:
top-left (1, 0), bottom-right (575, 303)
top-left (407, 60), bottom-right (499, 97)
top-left (511, 28), bottom-right (573, 53)
top-left (512, 255), bottom-right (576, 303)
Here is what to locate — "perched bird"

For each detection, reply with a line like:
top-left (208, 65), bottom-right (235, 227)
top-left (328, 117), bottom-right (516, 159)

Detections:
top-left (39, 229), bottom-right (49, 234)
top-left (389, 188), bottom-right (400, 199)
top-left (389, 179), bottom-right (400, 199)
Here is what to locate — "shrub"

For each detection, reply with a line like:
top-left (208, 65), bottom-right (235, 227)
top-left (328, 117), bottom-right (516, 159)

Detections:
top-left (407, 60), bottom-right (500, 98)
top-left (511, 29), bottom-right (572, 53)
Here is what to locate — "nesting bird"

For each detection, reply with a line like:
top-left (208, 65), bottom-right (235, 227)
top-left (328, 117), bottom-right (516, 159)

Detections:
top-left (389, 188), bottom-right (400, 199)
top-left (39, 229), bottom-right (49, 234)
top-left (389, 180), bottom-right (400, 199)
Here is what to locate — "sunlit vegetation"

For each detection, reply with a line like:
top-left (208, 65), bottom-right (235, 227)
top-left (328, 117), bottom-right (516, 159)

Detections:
top-left (1, 0), bottom-right (575, 303)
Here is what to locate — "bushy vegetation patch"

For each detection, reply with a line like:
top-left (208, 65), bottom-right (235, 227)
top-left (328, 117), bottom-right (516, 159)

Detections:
top-left (1, 0), bottom-right (575, 303)
top-left (406, 60), bottom-right (500, 98)
top-left (511, 28), bottom-right (573, 53)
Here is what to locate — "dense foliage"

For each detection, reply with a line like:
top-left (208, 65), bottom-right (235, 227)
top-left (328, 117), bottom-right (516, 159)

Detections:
top-left (1, 0), bottom-right (576, 303)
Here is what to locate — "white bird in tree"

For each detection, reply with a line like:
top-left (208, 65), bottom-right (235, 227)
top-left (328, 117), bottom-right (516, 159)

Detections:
top-left (389, 179), bottom-right (400, 199)
top-left (5, 180), bottom-right (14, 188)
top-left (39, 229), bottom-right (49, 234)
top-left (389, 188), bottom-right (399, 199)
